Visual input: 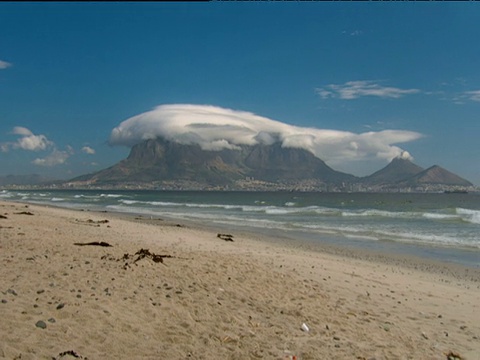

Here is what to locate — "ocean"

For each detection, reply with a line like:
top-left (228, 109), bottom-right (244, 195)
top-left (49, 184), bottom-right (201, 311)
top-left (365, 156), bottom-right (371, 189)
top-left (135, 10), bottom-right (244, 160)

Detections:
top-left (1, 189), bottom-right (479, 268)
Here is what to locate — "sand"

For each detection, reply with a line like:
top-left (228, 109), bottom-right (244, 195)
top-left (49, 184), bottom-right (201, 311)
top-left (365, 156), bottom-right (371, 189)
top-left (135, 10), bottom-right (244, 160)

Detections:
top-left (1, 200), bottom-right (479, 360)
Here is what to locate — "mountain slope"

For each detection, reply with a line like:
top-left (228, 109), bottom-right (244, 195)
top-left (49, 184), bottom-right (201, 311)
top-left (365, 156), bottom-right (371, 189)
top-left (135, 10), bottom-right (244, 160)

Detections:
top-left (362, 157), bottom-right (424, 185)
top-left (400, 165), bottom-right (473, 187)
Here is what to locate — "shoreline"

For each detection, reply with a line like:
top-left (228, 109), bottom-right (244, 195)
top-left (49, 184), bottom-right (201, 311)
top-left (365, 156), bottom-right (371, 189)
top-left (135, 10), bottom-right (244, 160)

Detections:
top-left (35, 199), bottom-right (480, 280)
top-left (1, 200), bottom-right (479, 359)
top-left (5, 197), bottom-right (480, 283)
top-left (2, 189), bottom-right (479, 270)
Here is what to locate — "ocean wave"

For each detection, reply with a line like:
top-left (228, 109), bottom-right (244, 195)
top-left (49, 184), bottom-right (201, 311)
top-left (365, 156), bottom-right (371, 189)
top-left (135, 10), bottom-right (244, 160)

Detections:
top-left (422, 213), bottom-right (459, 221)
top-left (340, 208), bottom-right (475, 224)
top-left (119, 199), bottom-right (141, 205)
top-left (373, 229), bottom-right (480, 249)
top-left (341, 209), bottom-right (416, 219)
top-left (0, 190), bottom-right (12, 198)
top-left (456, 208), bottom-right (480, 225)
top-left (100, 193), bottom-right (124, 198)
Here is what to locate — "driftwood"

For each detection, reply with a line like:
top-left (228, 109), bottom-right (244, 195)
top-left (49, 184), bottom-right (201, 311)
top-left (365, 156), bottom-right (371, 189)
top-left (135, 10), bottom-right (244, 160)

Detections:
top-left (217, 233), bottom-right (234, 242)
top-left (14, 211), bottom-right (34, 216)
top-left (74, 241), bottom-right (113, 247)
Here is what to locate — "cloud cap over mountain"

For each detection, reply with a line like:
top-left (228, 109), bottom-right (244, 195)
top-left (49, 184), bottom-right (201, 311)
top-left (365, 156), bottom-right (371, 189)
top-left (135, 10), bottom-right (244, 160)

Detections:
top-left (109, 104), bottom-right (423, 172)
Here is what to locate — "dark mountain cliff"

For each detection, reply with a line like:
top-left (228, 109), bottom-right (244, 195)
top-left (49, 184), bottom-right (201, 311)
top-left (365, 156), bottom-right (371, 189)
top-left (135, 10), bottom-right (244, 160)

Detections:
top-left (72, 137), bottom-right (355, 186)
top-left (244, 142), bottom-right (355, 183)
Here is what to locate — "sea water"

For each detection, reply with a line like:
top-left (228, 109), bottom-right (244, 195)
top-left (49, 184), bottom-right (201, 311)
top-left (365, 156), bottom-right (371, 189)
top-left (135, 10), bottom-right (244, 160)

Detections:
top-left (2, 189), bottom-right (479, 267)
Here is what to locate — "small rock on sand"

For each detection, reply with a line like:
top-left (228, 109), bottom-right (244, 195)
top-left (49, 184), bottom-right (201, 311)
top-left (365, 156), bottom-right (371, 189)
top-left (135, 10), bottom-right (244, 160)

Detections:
top-left (35, 320), bottom-right (47, 329)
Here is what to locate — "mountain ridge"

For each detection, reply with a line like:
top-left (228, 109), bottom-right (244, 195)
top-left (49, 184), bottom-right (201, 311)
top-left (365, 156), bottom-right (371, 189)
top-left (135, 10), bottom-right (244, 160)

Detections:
top-left (66, 137), bottom-right (473, 192)
top-left (73, 138), bottom-right (355, 187)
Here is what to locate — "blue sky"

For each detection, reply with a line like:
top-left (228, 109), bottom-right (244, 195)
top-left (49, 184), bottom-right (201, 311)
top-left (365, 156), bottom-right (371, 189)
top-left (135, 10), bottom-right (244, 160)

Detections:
top-left (1, 2), bottom-right (479, 184)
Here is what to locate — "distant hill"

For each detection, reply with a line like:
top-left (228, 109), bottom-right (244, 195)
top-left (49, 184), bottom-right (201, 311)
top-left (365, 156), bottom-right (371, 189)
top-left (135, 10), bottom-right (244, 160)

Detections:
top-left (362, 157), bottom-right (424, 185)
top-left (398, 165), bottom-right (473, 187)
top-left (0, 174), bottom-right (54, 186)
top-left (68, 137), bottom-right (474, 191)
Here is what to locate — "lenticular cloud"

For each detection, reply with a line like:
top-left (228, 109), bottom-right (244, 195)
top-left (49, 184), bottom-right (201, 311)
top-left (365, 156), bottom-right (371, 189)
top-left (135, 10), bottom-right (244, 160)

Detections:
top-left (109, 104), bottom-right (422, 170)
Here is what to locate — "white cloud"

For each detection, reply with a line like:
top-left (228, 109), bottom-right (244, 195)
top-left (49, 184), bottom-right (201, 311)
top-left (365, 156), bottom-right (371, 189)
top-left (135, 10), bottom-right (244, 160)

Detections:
top-left (110, 104), bottom-right (423, 172)
top-left (1, 127), bottom-right (54, 152)
top-left (452, 90), bottom-right (480, 104)
top-left (0, 60), bottom-right (12, 69)
top-left (464, 90), bottom-right (480, 102)
top-left (15, 134), bottom-right (52, 151)
top-left (12, 126), bottom-right (34, 136)
top-left (81, 146), bottom-right (96, 154)
top-left (316, 80), bottom-right (420, 100)
top-left (32, 149), bottom-right (70, 167)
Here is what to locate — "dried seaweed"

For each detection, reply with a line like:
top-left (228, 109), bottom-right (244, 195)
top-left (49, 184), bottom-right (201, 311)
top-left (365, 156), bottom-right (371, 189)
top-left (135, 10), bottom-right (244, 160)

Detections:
top-left (102, 248), bottom-right (175, 270)
top-left (129, 248), bottom-right (174, 264)
top-left (217, 233), bottom-right (234, 242)
top-left (52, 350), bottom-right (86, 359)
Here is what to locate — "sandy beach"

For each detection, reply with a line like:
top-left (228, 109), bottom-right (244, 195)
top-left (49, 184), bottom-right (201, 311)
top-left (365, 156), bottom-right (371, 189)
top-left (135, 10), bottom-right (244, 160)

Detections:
top-left (1, 200), bottom-right (479, 360)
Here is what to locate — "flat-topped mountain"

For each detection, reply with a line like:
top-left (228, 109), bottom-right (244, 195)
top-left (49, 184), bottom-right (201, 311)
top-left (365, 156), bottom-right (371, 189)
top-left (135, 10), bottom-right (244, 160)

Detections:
top-left (68, 137), bottom-right (474, 191)
top-left (72, 138), bottom-right (355, 187)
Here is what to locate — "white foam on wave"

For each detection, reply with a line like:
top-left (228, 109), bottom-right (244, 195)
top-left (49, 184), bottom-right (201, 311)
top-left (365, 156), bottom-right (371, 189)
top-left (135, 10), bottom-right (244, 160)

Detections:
top-left (422, 213), bottom-right (459, 221)
top-left (119, 199), bottom-right (141, 205)
top-left (456, 208), bottom-right (480, 225)
top-left (342, 209), bottom-right (400, 218)
top-left (343, 233), bottom-right (380, 241)
top-left (100, 194), bottom-right (123, 198)
top-left (302, 221), bottom-right (479, 248)
top-left (0, 190), bottom-right (12, 198)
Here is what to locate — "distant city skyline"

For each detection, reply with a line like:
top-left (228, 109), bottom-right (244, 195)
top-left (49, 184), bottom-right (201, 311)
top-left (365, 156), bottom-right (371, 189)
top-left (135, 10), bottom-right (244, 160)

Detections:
top-left (0, 3), bottom-right (479, 184)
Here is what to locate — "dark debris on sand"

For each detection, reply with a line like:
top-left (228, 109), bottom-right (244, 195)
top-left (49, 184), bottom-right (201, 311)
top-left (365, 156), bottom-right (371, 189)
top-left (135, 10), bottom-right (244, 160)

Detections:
top-left (52, 350), bottom-right (87, 359)
top-left (101, 248), bottom-right (175, 270)
top-left (14, 211), bottom-right (34, 216)
top-left (74, 241), bottom-right (113, 247)
top-left (217, 233), bottom-right (234, 242)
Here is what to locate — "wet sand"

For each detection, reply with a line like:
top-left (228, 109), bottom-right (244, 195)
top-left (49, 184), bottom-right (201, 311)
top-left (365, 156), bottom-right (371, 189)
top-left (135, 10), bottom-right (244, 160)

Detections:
top-left (1, 200), bottom-right (479, 359)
